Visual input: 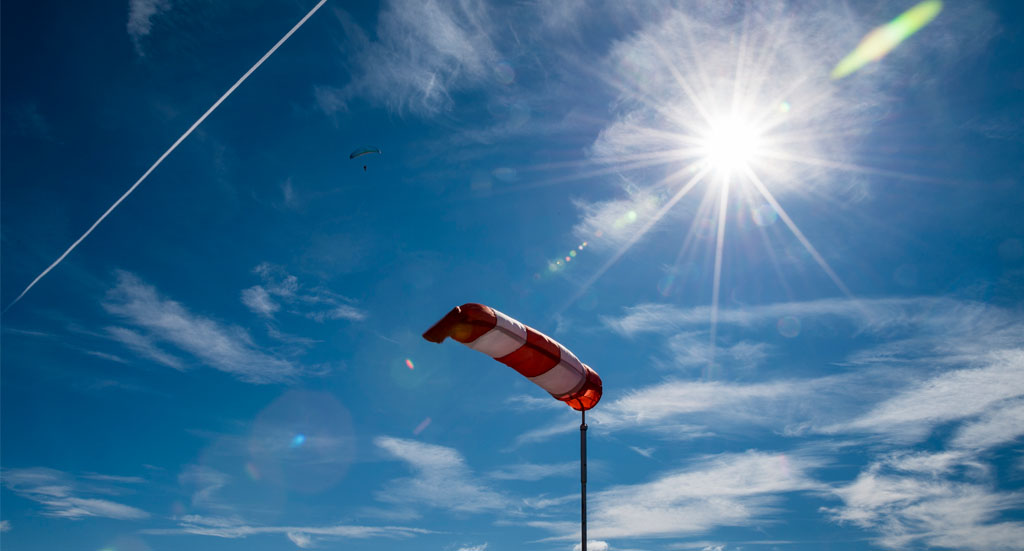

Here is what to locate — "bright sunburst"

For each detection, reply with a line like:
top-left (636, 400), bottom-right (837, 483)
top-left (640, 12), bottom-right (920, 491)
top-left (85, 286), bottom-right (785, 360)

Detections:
top-left (545, 4), bottom-right (892, 366)
top-left (699, 114), bottom-right (765, 177)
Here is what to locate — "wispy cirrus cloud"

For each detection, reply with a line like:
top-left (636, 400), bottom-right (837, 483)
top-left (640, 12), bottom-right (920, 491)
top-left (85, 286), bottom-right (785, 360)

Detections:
top-left (103, 271), bottom-right (301, 383)
top-left (242, 263), bottom-right (366, 323)
top-left (1, 467), bottom-right (149, 520)
top-left (950, 399), bottom-right (1024, 451)
top-left (319, 0), bottom-right (499, 117)
top-left (240, 285), bottom-right (279, 317)
top-left (587, 294), bottom-right (1024, 548)
top-left (375, 436), bottom-right (504, 513)
top-left (532, 451), bottom-right (822, 540)
top-left (127, 0), bottom-right (171, 55)
top-left (105, 326), bottom-right (184, 370)
top-left (178, 465), bottom-right (230, 510)
top-left (824, 451), bottom-right (1024, 550)
top-left (523, 297), bottom-right (1024, 448)
top-left (144, 514), bottom-right (431, 548)
top-left (603, 296), bottom-right (945, 337)
top-left (830, 350), bottom-right (1024, 442)
top-left (487, 462), bottom-right (576, 481)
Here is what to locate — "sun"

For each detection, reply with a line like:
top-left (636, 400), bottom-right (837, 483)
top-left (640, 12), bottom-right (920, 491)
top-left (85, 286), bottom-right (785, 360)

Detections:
top-left (699, 115), bottom-right (765, 177)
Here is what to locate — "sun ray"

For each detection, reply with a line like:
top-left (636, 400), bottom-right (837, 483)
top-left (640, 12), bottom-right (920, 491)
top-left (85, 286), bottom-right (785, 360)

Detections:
top-left (735, 179), bottom-right (797, 300)
top-left (666, 179), bottom-right (724, 285)
top-left (742, 166), bottom-right (853, 298)
top-left (759, 149), bottom-right (942, 183)
top-left (559, 165), bottom-right (711, 314)
top-left (709, 176), bottom-right (732, 366)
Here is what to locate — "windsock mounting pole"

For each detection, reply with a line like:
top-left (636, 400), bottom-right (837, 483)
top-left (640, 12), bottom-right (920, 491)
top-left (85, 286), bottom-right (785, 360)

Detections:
top-left (581, 408), bottom-right (588, 551)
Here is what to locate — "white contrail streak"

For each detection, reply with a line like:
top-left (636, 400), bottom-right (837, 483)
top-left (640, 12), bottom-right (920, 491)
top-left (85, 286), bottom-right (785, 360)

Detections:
top-left (3, 0), bottom-right (328, 314)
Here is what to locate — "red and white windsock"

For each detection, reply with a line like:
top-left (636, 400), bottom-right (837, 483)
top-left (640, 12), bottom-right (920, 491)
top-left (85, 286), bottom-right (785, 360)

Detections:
top-left (422, 303), bottom-right (602, 411)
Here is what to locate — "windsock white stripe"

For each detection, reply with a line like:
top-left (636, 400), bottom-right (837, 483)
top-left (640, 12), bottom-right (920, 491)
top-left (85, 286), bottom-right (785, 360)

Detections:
top-left (529, 360), bottom-right (586, 395)
top-left (467, 309), bottom-right (526, 358)
top-left (556, 344), bottom-right (584, 374)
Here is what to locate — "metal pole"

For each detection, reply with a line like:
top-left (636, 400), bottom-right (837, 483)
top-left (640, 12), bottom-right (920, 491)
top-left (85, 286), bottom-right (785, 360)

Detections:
top-left (581, 408), bottom-right (587, 551)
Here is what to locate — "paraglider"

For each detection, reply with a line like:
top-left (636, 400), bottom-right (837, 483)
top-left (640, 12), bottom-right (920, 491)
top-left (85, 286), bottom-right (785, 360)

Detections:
top-left (422, 302), bottom-right (602, 411)
top-left (350, 146), bottom-right (381, 171)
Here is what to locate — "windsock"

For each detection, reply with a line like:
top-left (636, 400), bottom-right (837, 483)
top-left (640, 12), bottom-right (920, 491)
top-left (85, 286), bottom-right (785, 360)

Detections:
top-left (423, 303), bottom-right (602, 411)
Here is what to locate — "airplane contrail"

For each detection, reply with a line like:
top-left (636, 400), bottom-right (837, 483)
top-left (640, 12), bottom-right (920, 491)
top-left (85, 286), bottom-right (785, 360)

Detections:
top-left (3, 0), bottom-right (328, 314)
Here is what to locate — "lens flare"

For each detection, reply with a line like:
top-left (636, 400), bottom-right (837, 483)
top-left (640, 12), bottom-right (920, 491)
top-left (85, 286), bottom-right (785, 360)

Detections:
top-left (831, 0), bottom-right (943, 79)
top-left (405, 358), bottom-right (415, 370)
top-left (777, 316), bottom-right (801, 338)
top-left (413, 417), bottom-right (432, 435)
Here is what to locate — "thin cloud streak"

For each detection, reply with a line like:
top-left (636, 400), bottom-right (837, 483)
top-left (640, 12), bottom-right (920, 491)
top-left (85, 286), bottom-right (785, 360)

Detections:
top-left (824, 451), bottom-right (1024, 550)
top-left (487, 462), bottom-right (576, 481)
top-left (143, 514), bottom-right (432, 543)
top-left (535, 451), bottom-right (823, 540)
top-left (242, 263), bottom-right (367, 322)
top-left (3, 0), bottom-right (328, 313)
top-left (2, 467), bottom-right (149, 520)
top-left (321, 0), bottom-right (499, 116)
top-left (103, 271), bottom-right (301, 383)
top-left (127, 0), bottom-right (171, 54)
top-left (829, 350), bottom-right (1024, 442)
top-left (375, 436), bottom-right (505, 513)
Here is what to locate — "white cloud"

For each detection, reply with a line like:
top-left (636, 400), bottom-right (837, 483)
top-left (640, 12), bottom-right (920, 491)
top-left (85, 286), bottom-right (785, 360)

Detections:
top-left (178, 465), bottom-right (229, 509)
top-left (597, 379), bottom-right (800, 431)
top-left (106, 326), bottom-right (184, 370)
top-left (241, 286), bottom-right (279, 317)
top-left (832, 350), bottom-right (1024, 442)
top-left (512, 376), bottom-right (821, 446)
top-left (539, 451), bottom-right (822, 540)
top-left (523, 297), bottom-right (1024, 449)
top-left (374, 436), bottom-right (504, 513)
top-left (603, 297), bottom-right (1024, 373)
top-left (457, 544), bottom-right (489, 551)
top-left (487, 462), bottom-right (576, 481)
top-left (602, 297), bottom-right (939, 337)
top-left (321, 0), bottom-right (499, 116)
top-left (0, 520), bottom-right (9, 532)
top-left (824, 452), bottom-right (1024, 550)
top-left (246, 263), bottom-right (366, 323)
top-left (127, 0), bottom-right (169, 38)
top-left (667, 332), bottom-right (768, 369)
top-left (951, 399), bottom-right (1024, 451)
top-left (571, 186), bottom-right (679, 253)
top-left (306, 304), bottom-right (367, 322)
top-left (144, 514), bottom-right (432, 544)
top-left (629, 446), bottom-right (654, 458)
top-left (2, 468), bottom-right (149, 521)
top-left (573, 541), bottom-right (609, 551)
top-left (103, 271), bottom-right (300, 383)
top-left (287, 531), bottom-right (314, 548)
top-left (80, 474), bottom-right (146, 484)
top-left (127, 0), bottom-right (170, 53)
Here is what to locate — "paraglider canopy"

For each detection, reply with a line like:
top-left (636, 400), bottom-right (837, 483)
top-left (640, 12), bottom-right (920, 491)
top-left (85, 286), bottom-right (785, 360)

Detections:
top-left (349, 146), bottom-right (381, 159)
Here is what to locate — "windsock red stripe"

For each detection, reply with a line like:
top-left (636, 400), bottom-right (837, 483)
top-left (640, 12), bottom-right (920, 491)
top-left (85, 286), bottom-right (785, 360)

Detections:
top-left (497, 328), bottom-right (560, 377)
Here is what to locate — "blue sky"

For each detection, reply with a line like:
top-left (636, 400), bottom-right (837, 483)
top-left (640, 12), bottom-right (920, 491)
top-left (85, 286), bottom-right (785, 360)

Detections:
top-left (2, 0), bottom-right (1023, 550)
